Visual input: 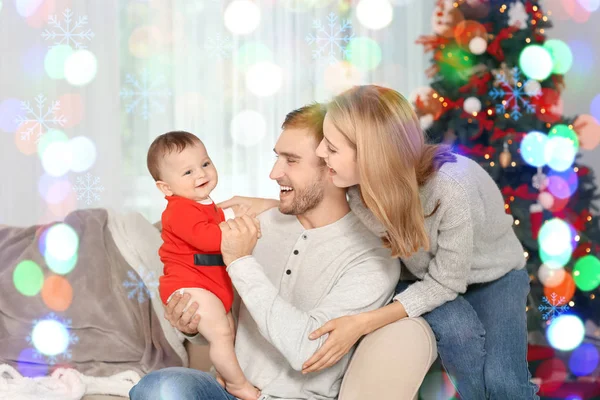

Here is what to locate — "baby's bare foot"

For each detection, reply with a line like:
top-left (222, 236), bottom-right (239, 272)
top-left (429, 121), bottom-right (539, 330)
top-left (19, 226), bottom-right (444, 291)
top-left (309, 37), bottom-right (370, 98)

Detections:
top-left (225, 380), bottom-right (261, 400)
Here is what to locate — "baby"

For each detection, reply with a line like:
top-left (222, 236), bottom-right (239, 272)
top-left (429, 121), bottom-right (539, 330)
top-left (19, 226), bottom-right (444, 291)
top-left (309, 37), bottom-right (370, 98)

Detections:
top-left (147, 130), bottom-right (260, 400)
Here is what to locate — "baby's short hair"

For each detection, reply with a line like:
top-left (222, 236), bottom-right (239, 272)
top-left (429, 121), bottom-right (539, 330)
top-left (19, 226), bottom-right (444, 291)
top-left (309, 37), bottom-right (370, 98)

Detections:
top-left (147, 131), bottom-right (201, 181)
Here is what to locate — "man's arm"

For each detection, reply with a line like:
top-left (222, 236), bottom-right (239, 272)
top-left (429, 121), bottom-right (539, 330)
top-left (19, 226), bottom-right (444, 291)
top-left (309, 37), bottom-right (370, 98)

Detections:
top-left (227, 255), bottom-right (398, 371)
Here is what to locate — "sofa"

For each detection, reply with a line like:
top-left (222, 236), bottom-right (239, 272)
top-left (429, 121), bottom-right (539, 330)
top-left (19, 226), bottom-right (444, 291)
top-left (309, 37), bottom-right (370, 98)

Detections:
top-left (1, 209), bottom-right (437, 400)
top-left (83, 317), bottom-right (437, 400)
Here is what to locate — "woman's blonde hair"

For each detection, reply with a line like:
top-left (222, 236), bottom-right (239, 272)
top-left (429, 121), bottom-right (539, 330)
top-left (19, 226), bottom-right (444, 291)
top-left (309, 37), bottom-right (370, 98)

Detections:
top-left (327, 85), bottom-right (456, 258)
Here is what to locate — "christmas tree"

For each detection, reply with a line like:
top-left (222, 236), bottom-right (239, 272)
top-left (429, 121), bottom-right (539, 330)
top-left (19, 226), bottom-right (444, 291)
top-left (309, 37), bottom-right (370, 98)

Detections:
top-left (413, 0), bottom-right (600, 394)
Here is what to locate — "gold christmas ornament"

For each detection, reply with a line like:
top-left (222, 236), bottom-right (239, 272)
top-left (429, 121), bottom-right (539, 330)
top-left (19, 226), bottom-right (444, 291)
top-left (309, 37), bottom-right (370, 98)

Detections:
top-left (499, 142), bottom-right (512, 168)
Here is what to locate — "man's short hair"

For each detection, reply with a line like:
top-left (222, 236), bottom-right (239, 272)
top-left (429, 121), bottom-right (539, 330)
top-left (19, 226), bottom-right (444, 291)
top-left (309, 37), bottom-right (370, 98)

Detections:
top-left (281, 102), bottom-right (327, 145)
top-left (147, 131), bottom-right (201, 181)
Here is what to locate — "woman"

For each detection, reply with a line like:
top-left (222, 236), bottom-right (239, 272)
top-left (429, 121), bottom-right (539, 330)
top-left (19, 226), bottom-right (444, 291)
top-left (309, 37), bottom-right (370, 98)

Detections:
top-left (222, 85), bottom-right (539, 399)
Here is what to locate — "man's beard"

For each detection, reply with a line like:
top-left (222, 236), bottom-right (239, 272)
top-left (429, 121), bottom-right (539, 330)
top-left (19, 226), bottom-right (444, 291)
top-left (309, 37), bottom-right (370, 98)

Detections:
top-left (279, 174), bottom-right (326, 215)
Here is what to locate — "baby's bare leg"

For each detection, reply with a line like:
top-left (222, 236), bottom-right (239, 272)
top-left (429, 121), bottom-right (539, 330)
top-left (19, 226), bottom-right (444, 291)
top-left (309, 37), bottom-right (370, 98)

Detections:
top-left (227, 312), bottom-right (236, 341)
top-left (178, 288), bottom-right (259, 400)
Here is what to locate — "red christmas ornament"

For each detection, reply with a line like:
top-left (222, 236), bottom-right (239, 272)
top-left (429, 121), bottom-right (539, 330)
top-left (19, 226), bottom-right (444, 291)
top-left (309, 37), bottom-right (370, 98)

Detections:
top-left (530, 203), bottom-right (543, 239)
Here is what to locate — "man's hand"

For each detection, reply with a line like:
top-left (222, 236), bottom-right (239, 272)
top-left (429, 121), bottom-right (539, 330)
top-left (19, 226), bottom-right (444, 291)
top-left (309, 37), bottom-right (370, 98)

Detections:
top-left (163, 291), bottom-right (200, 335)
top-left (218, 196), bottom-right (279, 216)
top-left (219, 215), bottom-right (261, 266)
top-left (231, 204), bottom-right (252, 218)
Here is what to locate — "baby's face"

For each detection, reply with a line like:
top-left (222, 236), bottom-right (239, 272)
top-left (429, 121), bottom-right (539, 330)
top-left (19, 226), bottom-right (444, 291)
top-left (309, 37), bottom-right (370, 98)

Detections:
top-left (158, 142), bottom-right (218, 201)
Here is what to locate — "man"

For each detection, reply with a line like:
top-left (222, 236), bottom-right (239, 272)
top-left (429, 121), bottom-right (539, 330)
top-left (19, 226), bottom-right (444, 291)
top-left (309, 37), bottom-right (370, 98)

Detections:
top-left (129, 103), bottom-right (400, 400)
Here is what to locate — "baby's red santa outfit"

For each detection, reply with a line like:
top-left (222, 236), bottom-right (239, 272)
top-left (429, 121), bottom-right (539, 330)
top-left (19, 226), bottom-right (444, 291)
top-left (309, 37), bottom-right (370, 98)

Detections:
top-left (158, 195), bottom-right (234, 313)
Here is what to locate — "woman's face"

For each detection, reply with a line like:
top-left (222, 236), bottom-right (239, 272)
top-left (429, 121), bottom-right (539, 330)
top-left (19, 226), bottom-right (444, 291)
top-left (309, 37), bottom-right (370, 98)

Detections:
top-left (316, 113), bottom-right (360, 188)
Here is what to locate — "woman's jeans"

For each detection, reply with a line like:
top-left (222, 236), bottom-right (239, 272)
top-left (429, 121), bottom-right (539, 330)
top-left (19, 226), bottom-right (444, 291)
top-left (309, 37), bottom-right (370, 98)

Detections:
top-left (397, 268), bottom-right (539, 400)
top-left (129, 367), bottom-right (237, 400)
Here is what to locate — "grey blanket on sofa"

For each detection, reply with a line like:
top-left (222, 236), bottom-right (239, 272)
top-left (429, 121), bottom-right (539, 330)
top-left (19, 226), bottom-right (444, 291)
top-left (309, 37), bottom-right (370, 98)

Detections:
top-left (0, 209), bottom-right (184, 377)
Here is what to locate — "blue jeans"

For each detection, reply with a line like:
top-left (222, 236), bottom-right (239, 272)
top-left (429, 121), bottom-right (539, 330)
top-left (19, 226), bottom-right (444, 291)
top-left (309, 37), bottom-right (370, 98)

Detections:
top-left (396, 268), bottom-right (539, 400)
top-left (129, 367), bottom-right (237, 400)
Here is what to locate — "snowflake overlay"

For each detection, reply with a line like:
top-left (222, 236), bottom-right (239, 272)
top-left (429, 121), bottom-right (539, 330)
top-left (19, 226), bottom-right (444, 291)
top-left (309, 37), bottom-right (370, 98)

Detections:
top-left (123, 267), bottom-right (159, 303)
top-left (305, 12), bottom-right (354, 64)
top-left (26, 313), bottom-right (79, 365)
top-left (538, 292), bottom-right (571, 321)
top-left (120, 69), bottom-right (172, 120)
top-left (489, 67), bottom-right (536, 121)
top-left (15, 94), bottom-right (67, 142)
top-left (73, 173), bottom-right (105, 205)
top-left (205, 34), bottom-right (233, 58)
top-left (42, 8), bottom-right (95, 49)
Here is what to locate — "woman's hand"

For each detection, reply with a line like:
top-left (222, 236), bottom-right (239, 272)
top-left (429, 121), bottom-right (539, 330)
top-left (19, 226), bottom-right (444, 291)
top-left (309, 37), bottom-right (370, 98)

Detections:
top-left (218, 196), bottom-right (279, 217)
top-left (163, 291), bottom-right (201, 335)
top-left (302, 314), bottom-right (367, 374)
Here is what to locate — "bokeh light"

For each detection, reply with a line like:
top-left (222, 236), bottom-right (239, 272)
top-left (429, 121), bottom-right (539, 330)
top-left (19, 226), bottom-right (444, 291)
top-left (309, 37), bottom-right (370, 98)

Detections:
top-left (44, 44), bottom-right (74, 80)
top-left (539, 218), bottom-right (574, 257)
top-left (42, 275), bottom-right (73, 312)
top-left (230, 110), bottom-right (266, 147)
top-left (15, 124), bottom-right (39, 155)
top-left (324, 61), bottom-right (363, 95)
top-left (548, 124), bottom-right (578, 149)
top-left (58, 93), bottom-right (85, 128)
top-left (45, 248), bottom-right (78, 276)
top-left (38, 174), bottom-right (72, 205)
top-left (538, 264), bottom-right (566, 288)
top-left (129, 26), bottom-right (163, 59)
top-left (245, 62), bottom-right (283, 97)
top-left (22, 44), bottom-right (47, 79)
top-left (225, 0), bottom-right (261, 35)
top-left (563, 0), bottom-right (592, 23)
top-left (569, 343), bottom-right (599, 376)
top-left (568, 40), bottom-right (595, 76)
top-left (547, 170), bottom-right (578, 200)
top-left (44, 223), bottom-right (79, 275)
top-left (347, 37), bottom-right (382, 71)
top-left (547, 314), bottom-right (585, 351)
top-left (540, 243), bottom-right (573, 269)
top-left (234, 41), bottom-right (274, 71)
top-left (520, 131), bottom-right (548, 167)
top-left (573, 255), bottom-right (600, 292)
top-left (38, 129), bottom-right (69, 159)
top-left (437, 45), bottom-right (474, 84)
top-left (454, 20), bottom-right (487, 49)
top-left (0, 98), bottom-right (23, 133)
top-left (23, 0), bottom-right (52, 29)
top-left (18, 348), bottom-right (48, 378)
top-left (577, 0), bottom-right (600, 12)
top-left (41, 141), bottom-right (73, 177)
top-left (356, 0), bottom-right (394, 30)
top-left (544, 136), bottom-right (576, 172)
top-left (13, 260), bottom-right (44, 296)
top-left (535, 358), bottom-right (567, 395)
top-left (544, 39), bottom-right (573, 74)
top-left (519, 45), bottom-right (553, 81)
top-left (31, 319), bottom-right (70, 356)
top-left (418, 371), bottom-right (456, 400)
top-left (16, 0), bottom-right (44, 17)
top-left (69, 136), bottom-right (97, 172)
top-left (64, 50), bottom-right (98, 86)
top-left (591, 94), bottom-right (600, 122)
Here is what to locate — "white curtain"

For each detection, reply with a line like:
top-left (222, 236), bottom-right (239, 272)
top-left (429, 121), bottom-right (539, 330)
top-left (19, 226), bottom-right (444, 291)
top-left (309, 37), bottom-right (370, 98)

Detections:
top-left (0, 0), bottom-right (437, 226)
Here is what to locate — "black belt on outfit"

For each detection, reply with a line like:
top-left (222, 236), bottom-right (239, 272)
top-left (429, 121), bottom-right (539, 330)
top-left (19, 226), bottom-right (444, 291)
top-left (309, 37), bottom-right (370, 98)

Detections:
top-left (194, 254), bottom-right (226, 266)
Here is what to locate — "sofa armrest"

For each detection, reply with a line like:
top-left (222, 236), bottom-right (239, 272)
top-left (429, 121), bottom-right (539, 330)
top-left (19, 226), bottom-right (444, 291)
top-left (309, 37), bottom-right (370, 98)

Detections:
top-left (339, 317), bottom-right (437, 400)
